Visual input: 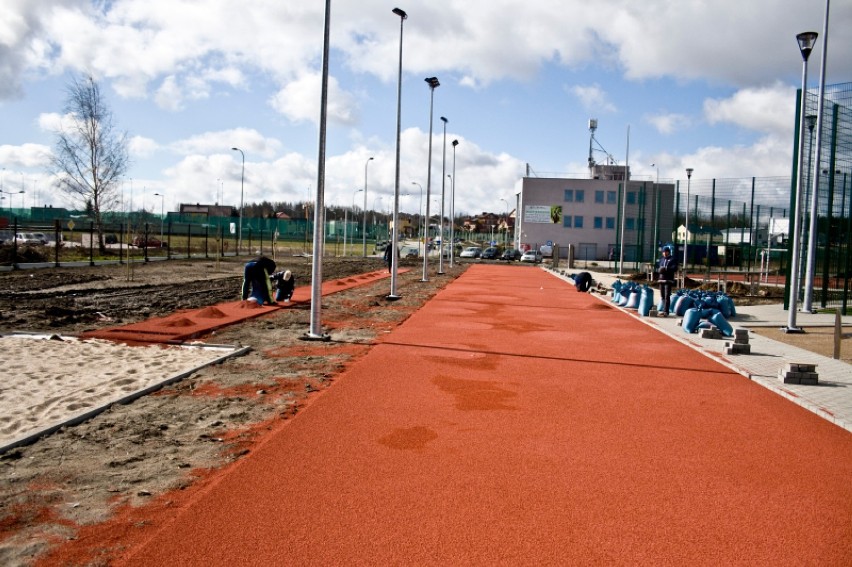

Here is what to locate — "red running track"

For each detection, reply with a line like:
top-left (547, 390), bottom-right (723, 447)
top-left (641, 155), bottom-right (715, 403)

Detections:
top-left (120, 265), bottom-right (852, 565)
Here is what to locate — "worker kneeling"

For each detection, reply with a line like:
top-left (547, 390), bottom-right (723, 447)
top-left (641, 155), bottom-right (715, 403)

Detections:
top-left (574, 271), bottom-right (593, 292)
top-left (242, 256), bottom-right (277, 305)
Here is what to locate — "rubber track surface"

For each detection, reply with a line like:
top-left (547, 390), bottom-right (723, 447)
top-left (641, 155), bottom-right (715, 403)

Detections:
top-left (81, 269), bottom-right (399, 344)
top-left (122, 265), bottom-right (852, 565)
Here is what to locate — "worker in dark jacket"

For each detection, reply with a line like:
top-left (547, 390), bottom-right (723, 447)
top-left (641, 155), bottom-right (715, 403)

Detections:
top-left (242, 256), bottom-right (277, 305)
top-left (270, 269), bottom-right (295, 302)
top-left (656, 246), bottom-right (678, 315)
top-left (574, 271), bottom-right (593, 292)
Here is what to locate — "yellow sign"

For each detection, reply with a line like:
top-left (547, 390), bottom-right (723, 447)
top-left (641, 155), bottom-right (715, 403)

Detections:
top-left (67, 220), bottom-right (75, 230)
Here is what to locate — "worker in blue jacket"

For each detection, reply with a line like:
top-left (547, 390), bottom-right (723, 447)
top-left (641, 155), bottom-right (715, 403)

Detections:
top-left (242, 256), bottom-right (277, 305)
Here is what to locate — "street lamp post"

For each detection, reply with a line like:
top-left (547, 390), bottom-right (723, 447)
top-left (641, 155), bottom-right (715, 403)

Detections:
top-left (684, 168), bottom-right (693, 282)
top-left (389, 7), bottom-right (407, 299)
top-left (421, 76), bottom-right (440, 282)
top-left (438, 116), bottom-right (448, 274)
top-left (786, 30), bottom-right (819, 333)
top-left (651, 163), bottom-right (660, 264)
top-left (449, 139), bottom-right (458, 267)
top-left (411, 181), bottom-right (423, 252)
top-left (153, 192), bottom-right (165, 241)
top-left (347, 188), bottom-right (363, 256)
top-left (362, 156), bottom-right (373, 257)
top-left (231, 147), bottom-right (245, 255)
top-left (500, 198), bottom-right (509, 247)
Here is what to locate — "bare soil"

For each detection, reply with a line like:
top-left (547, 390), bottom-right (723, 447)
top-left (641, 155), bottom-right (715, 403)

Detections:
top-left (0, 255), bottom-right (465, 566)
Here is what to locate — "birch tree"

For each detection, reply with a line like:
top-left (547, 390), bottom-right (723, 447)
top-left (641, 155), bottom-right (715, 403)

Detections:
top-left (51, 74), bottom-right (129, 251)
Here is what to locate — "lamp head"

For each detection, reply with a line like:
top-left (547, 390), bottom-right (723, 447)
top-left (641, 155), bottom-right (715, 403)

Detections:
top-left (796, 31), bottom-right (819, 61)
top-left (440, 116), bottom-right (448, 124)
top-left (805, 114), bottom-right (817, 131)
top-left (425, 77), bottom-right (440, 89)
top-left (686, 168), bottom-right (693, 179)
top-left (231, 147), bottom-right (238, 151)
top-left (392, 7), bottom-right (407, 19)
top-left (452, 139), bottom-right (458, 147)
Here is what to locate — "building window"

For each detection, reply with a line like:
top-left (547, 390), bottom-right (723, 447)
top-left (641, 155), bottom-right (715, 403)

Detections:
top-left (563, 216), bottom-right (572, 228)
top-left (607, 191), bottom-right (616, 204)
top-left (594, 216), bottom-right (603, 229)
top-left (564, 189), bottom-right (574, 202)
top-left (626, 218), bottom-right (635, 231)
top-left (574, 215), bottom-right (584, 228)
top-left (627, 191), bottom-right (636, 205)
top-left (595, 190), bottom-right (604, 203)
top-left (575, 190), bottom-right (585, 203)
top-left (606, 217), bottom-right (615, 230)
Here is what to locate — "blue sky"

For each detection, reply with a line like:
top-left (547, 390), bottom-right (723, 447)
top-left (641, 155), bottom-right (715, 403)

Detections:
top-left (1, 0), bottom-right (851, 217)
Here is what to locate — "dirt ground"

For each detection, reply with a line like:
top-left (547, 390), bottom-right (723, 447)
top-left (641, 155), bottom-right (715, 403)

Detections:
top-left (0, 257), bottom-right (847, 566)
top-left (0, 254), bottom-right (465, 566)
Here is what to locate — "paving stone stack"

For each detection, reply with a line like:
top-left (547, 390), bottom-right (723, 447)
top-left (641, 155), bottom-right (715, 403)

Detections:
top-left (700, 328), bottom-right (724, 339)
top-left (778, 362), bottom-right (819, 385)
top-left (723, 328), bottom-right (751, 355)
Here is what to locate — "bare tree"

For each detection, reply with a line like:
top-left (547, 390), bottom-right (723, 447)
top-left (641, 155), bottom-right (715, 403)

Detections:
top-left (51, 74), bottom-right (129, 251)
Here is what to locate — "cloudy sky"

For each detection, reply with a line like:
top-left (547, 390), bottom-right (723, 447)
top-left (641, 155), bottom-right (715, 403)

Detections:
top-left (1, 0), bottom-right (850, 218)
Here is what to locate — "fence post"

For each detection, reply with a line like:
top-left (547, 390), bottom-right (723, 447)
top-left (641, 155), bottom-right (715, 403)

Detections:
top-left (89, 221), bottom-right (95, 266)
top-left (54, 220), bottom-right (61, 267)
top-left (144, 223), bottom-right (149, 263)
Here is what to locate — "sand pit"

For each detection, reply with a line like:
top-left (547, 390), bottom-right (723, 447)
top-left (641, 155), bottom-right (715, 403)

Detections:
top-left (0, 335), bottom-right (244, 451)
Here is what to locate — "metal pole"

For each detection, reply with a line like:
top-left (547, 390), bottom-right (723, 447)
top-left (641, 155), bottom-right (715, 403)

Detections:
top-left (231, 147), bottom-right (245, 255)
top-left (803, 0), bottom-right (831, 313)
top-left (450, 139), bottom-right (458, 267)
top-left (438, 117), bottom-right (448, 274)
top-left (306, 0), bottom-right (332, 339)
top-left (389, 7), bottom-right (407, 299)
top-left (362, 156), bottom-right (373, 257)
top-left (684, 168), bottom-right (693, 282)
top-left (421, 76), bottom-right (439, 282)
top-left (787, 31), bottom-right (819, 333)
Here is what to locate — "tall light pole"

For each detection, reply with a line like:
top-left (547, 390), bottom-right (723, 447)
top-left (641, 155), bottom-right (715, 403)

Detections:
top-left (684, 168), bottom-right (693, 280)
top-left (449, 139), bottom-right (458, 267)
top-left (438, 116), bottom-right (448, 274)
top-left (651, 163), bottom-right (660, 264)
top-left (411, 181), bottom-right (423, 251)
top-left (362, 156), bottom-right (373, 257)
top-left (786, 30), bottom-right (819, 333)
top-left (306, 0), bottom-right (332, 339)
top-left (388, 7), bottom-right (407, 299)
top-left (500, 198), bottom-right (509, 246)
top-left (803, 0), bottom-right (831, 314)
top-left (421, 76), bottom-right (440, 282)
top-left (216, 178), bottom-right (221, 204)
top-left (347, 188), bottom-right (363, 256)
top-left (153, 192), bottom-right (165, 241)
top-left (231, 147), bottom-right (245, 255)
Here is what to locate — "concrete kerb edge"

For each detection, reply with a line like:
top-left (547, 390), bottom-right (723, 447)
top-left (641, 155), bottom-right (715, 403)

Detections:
top-left (0, 344), bottom-right (251, 455)
top-left (544, 268), bottom-right (852, 434)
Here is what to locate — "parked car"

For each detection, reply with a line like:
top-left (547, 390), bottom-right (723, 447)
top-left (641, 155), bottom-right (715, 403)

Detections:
top-left (402, 247), bottom-right (419, 258)
top-left (132, 236), bottom-right (168, 248)
top-left (14, 232), bottom-right (42, 245)
top-left (501, 249), bottom-right (522, 261)
top-left (31, 232), bottom-right (50, 244)
top-left (459, 246), bottom-right (481, 258)
top-left (520, 249), bottom-right (543, 263)
top-left (480, 247), bottom-right (501, 260)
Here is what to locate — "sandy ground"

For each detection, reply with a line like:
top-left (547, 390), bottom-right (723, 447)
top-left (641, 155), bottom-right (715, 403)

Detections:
top-left (0, 256), bottom-right (847, 566)
top-left (0, 336), bottom-right (241, 450)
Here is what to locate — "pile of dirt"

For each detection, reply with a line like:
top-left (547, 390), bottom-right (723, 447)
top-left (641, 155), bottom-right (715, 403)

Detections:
top-left (0, 255), bottom-right (457, 565)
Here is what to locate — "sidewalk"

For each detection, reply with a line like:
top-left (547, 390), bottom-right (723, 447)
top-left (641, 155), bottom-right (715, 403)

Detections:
top-left (566, 268), bottom-right (852, 432)
top-left (117, 264), bottom-right (851, 566)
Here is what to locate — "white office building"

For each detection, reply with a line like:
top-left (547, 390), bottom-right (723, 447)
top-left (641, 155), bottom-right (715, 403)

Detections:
top-left (517, 167), bottom-right (676, 263)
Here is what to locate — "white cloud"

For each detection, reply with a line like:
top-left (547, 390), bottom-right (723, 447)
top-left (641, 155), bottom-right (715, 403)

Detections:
top-left (645, 112), bottom-right (691, 135)
top-left (129, 136), bottom-right (159, 158)
top-left (571, 84), bottom-right (617, 113)
top-left (268, 73), bottom-right (358, 126)
top-left (170, 128), bottom-right (282, 160)
top-left (703, 82), bottom-right (795, 137)
top-left (0, 143), bottom-right (53, 168)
